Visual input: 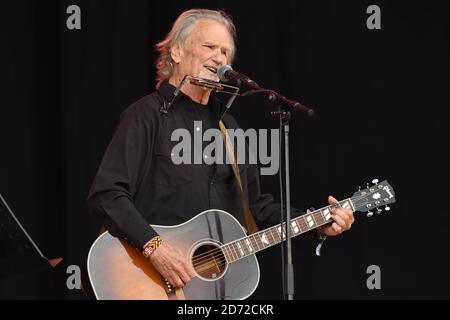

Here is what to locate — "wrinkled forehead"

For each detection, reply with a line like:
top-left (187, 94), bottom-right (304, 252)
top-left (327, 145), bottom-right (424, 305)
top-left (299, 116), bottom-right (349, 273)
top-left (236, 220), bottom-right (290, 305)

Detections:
top-left (185, 19), bottom-right (233, 51)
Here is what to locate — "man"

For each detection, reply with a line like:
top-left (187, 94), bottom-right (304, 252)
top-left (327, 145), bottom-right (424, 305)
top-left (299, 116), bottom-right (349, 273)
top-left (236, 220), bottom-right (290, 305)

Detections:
top-left (87, 9), bottom-right (354, 291)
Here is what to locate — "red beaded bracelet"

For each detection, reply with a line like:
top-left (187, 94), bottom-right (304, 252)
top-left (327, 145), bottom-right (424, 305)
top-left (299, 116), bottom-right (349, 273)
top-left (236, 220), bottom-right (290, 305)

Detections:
top-left (142, 236), bottom-right (163, 258)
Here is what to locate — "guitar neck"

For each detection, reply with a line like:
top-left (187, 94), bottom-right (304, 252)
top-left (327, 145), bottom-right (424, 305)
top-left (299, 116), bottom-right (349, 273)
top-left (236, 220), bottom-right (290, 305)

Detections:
top-left (221, 198), bottom-right (355, 263)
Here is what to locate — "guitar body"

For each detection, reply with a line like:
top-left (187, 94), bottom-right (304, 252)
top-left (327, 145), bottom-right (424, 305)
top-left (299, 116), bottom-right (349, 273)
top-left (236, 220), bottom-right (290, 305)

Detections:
top-left (87, 209), bottom-right (260, 300)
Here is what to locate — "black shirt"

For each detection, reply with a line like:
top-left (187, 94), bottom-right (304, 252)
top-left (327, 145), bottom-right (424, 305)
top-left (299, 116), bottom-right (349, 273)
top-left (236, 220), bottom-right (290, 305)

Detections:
top-left (87, 82), bottom-right (307, 249)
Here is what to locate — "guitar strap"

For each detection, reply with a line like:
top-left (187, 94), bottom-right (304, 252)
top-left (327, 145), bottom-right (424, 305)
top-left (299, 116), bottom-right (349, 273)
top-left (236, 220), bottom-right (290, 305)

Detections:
top-left (219, 120), bottom-right (259, 235)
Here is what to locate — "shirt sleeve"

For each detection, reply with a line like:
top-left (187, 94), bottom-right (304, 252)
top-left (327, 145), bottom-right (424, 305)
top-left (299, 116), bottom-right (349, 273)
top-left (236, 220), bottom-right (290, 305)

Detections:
top-left (86, 102), bottom-right (158, 249)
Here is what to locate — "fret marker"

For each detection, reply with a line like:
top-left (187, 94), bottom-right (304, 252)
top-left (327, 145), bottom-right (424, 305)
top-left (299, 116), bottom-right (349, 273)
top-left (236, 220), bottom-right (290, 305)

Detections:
top-left (291, 221), bottom-right (299, 234)
top-left (261, 234), bottom-right (269, 245)
top-left (323, 208), bottom-right (332, 220)
top-left (307, 215), bottom-right (315, 227)
top-left (237, 242), bottom-right (244, 256)
top-left (245, 239), bottom-right (253, 252)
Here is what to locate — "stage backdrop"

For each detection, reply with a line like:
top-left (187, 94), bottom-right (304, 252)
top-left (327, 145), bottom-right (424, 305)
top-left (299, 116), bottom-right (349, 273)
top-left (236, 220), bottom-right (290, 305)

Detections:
top-left (0, 0), bottom-right (449, 299)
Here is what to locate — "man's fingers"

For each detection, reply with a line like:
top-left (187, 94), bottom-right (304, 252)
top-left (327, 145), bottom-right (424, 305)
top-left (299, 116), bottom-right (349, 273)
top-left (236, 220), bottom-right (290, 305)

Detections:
top-left (166, 272), bottom-right (184, 288)
top-left (333, 208), bottom-right (354, 229)
top-left (332, 222), bottom-right (342, 233)
top-left (184, 261), bottom-right (196, 278)
top-left (323, 196), bottom-right (355, 236)
top-left (328, 195), bottom-right (338, 204)
top-left (172, 277), bottom-right (184, 288)
top-left (149, 241), bottom-right (196, 287)
top-left (348, 210), bottom-right (355, 224)
top-left (332, 214), bottom-right (347, 229)
top-left (174, 247), bottom-right (195, 278)
top-left (176, 265), bottom-right (192, 284)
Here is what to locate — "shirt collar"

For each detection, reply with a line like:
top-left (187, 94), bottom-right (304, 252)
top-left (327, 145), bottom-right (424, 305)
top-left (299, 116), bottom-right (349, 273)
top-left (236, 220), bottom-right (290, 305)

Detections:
top-left (157, 81), bottom-right (177, 103)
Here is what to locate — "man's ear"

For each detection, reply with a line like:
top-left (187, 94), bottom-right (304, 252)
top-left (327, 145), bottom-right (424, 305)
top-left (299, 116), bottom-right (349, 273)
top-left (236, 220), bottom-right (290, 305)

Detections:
top-left (170, 43), bottom-right (183, 64)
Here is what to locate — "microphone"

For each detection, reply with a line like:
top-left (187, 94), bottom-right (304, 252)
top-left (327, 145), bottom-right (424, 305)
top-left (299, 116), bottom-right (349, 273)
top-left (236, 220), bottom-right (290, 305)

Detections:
top-left (217, 64), bottom-right (257, 88)
top-left (217, 64), bottom-right (314, 116)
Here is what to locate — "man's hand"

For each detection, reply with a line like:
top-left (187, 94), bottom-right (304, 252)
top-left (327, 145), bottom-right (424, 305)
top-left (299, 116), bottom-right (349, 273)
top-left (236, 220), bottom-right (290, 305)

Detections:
top-left (149, 241), bottom-right (196, 288)
top-left (318, 196), bottom-right (355, 237)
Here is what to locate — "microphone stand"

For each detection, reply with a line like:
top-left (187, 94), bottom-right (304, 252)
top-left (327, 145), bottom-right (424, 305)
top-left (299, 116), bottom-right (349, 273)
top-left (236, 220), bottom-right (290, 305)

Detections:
top-left (272, 107), bottom-right (294, 300)
top-left (223, 72), bottom-right (313, 300)
top-left (282, 109), bottom-right (294, 300)
top-left (266, 93), bottom-right (312, 300)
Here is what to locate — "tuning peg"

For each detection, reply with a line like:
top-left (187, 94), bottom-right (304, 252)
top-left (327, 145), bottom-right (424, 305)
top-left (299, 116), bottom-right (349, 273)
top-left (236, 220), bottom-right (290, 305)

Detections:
top-left (366, 183), bottom-right (370, 189)
top-left (372, 179), bottom-right (379, 185)
top-left (384, 205), bottom-right (390, 211)
top-left (376, 208), bottom-right (382, 214)
top-left (357, 186), bottom-right (361, 191)
top-left (367, 211), bottom-right (373, 217)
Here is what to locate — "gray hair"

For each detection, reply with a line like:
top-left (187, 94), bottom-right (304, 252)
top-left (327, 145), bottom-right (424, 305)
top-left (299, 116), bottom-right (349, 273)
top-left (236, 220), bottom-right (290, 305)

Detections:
top-left (155, 9), bottom-right (236, 87)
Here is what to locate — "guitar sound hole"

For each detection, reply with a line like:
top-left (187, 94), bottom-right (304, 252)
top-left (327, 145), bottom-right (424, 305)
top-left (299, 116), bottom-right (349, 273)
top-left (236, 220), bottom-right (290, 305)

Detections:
top-left (191, 243), bottom-right (227, 280)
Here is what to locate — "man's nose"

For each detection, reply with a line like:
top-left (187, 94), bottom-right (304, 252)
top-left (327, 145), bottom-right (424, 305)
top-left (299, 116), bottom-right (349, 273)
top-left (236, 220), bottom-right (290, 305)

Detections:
top-left (212, 51), bottom-right (227, 66)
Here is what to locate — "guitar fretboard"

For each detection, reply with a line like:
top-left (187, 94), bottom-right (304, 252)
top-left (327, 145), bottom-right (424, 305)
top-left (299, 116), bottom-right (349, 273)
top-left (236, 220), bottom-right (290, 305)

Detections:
top-left (221, 199), bottom-right (355, 263)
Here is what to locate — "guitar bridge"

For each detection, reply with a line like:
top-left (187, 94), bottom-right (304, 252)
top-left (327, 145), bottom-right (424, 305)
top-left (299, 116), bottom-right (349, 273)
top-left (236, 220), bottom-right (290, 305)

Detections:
top-left (163, 279), bottom-right (174, 294)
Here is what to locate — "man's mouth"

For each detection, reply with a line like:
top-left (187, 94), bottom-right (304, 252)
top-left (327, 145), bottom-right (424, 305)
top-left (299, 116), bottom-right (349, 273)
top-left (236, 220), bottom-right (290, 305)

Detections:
top-left (204, 65), bottom-right (217, 75)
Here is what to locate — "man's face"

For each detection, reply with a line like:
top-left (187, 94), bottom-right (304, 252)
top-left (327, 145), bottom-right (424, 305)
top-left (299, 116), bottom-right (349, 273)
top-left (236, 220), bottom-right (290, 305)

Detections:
top-left (172, 19), bottom-right (233, 82)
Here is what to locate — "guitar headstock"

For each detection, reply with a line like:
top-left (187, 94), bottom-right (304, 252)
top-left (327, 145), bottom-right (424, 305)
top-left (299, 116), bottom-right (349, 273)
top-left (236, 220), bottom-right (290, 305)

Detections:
top-left (351, 179), bottom-right (396, 217)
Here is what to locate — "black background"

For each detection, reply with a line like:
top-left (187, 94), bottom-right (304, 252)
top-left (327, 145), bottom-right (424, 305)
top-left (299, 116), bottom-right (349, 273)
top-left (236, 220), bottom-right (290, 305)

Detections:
top-left (0, 0), bottom-right (449, 300)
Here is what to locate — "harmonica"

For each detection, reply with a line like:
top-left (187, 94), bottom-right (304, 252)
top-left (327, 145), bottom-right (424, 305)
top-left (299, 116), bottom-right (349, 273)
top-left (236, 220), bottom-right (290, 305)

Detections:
top-left (161, 75), bottom-right (240, 114)
top-left (187, 76), bottom-right (225, 92)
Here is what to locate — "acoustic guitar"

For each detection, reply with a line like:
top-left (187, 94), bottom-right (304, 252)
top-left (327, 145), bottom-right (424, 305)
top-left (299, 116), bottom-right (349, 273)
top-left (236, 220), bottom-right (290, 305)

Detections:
top-left (87, 179), bottom-right (395, 299)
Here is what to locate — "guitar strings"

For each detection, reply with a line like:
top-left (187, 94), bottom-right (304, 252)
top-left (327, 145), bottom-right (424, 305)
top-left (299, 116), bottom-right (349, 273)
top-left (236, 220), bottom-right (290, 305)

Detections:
top-left (192, 217), bottom-right (326, 267)
top-left (190, 191), bottom-right (391, 266)
top-left (191, 194), bottom-right (369, 264)
top-left (191, 191), bottom-right (394, 275)
top-left (191, 223), bottom-right (295, 265)
top-left (194, 262), bottom-right (227, 275)
top-left (191, 209), bottom-right (331, 265)
top-left (192, 220), bottom-right (301, 269)
top-left (192, 209), bottom-right (368, 276)
top-left (191, 194), bottom-right (374, 266)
